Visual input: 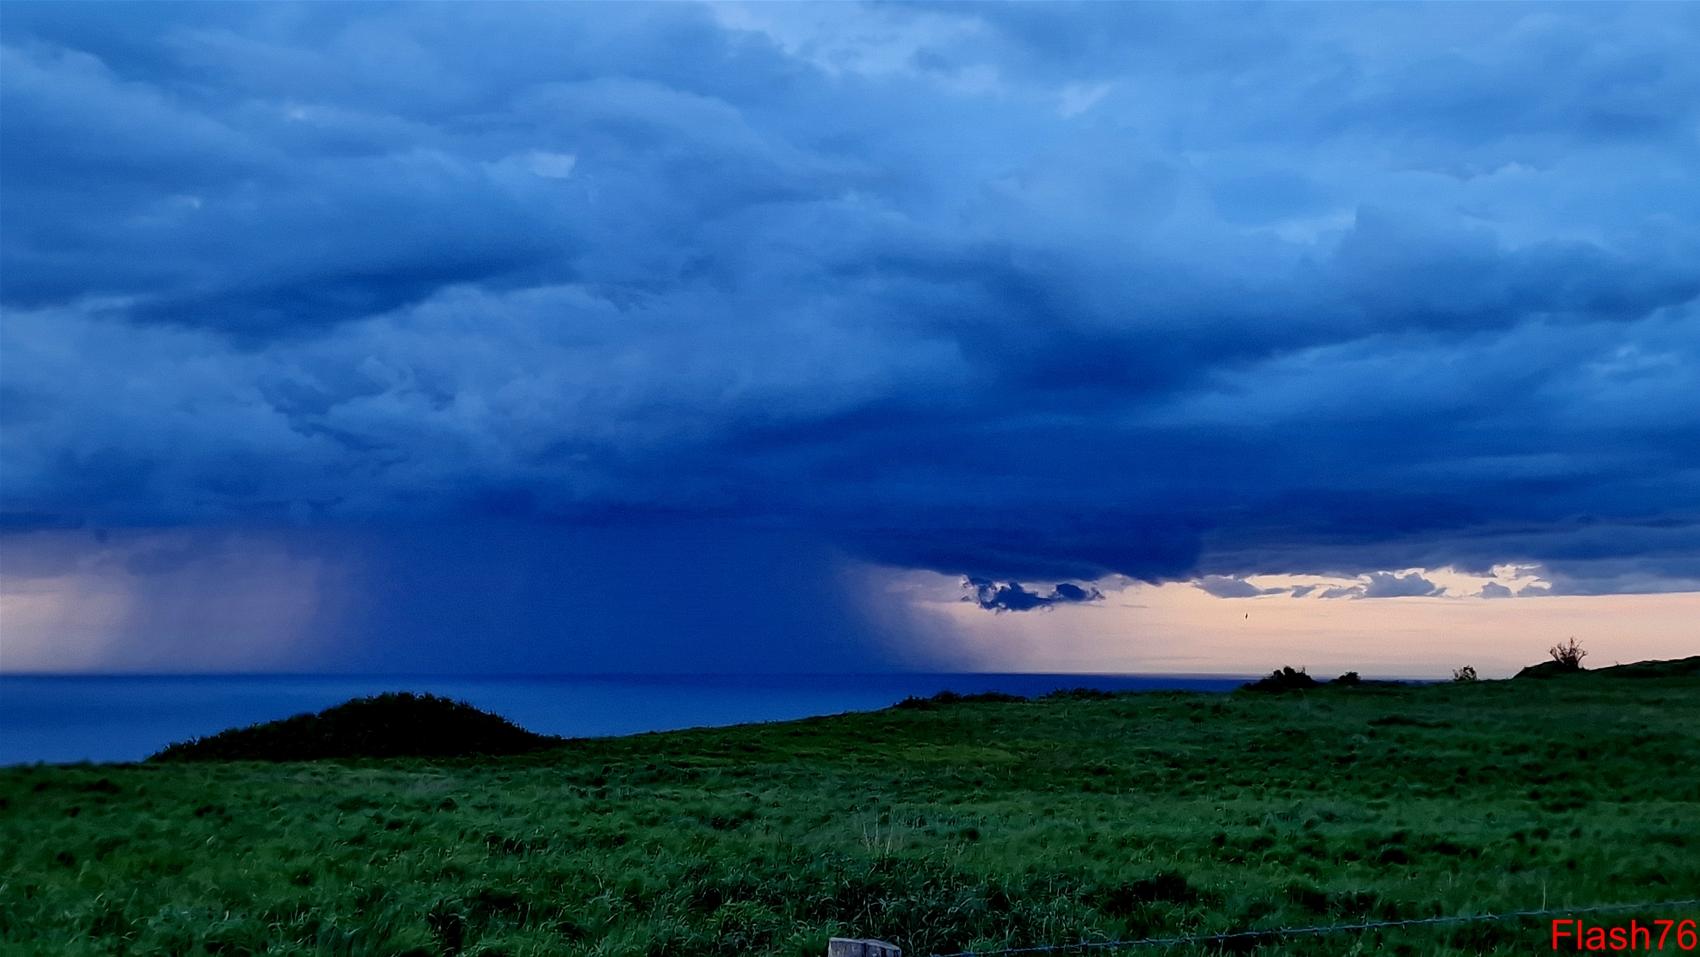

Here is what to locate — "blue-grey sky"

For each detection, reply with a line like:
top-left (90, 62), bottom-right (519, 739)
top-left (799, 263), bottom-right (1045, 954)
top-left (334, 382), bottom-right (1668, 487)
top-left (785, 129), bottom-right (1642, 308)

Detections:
top-left (2, 3), bottom-right (1697, 673)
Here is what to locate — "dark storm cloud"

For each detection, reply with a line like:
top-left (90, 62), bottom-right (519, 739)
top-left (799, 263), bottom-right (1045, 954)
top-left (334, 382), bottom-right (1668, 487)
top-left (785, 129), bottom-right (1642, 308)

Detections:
top-left (4, 2), bottom-right (1700, 600)
top-left (1300, 571), bottom-right (1445, 601)
top-left (1194, 576), bottom-right (1283, 599)
top-left (1360, 572), bottom-right (1445, 600)
top-left (962, 577), bottom-right (1103, 613)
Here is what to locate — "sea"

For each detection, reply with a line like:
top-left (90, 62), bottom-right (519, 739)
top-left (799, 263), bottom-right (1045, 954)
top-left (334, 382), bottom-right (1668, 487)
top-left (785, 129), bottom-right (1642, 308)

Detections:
top-left (0, 673), bottom-right (1247, 765)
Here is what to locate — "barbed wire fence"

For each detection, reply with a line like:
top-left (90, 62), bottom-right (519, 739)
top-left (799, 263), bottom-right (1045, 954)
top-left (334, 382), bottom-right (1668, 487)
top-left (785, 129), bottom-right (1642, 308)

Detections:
top-left (928, 898), bottom-right (1700, 957)
top-left (830, 897), bottom-right (1700, 957)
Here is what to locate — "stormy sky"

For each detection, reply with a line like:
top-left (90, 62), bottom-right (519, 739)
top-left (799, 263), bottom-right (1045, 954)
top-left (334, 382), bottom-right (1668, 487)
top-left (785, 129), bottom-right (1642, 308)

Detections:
top-left (2, 3), bottom-right (1697, 674)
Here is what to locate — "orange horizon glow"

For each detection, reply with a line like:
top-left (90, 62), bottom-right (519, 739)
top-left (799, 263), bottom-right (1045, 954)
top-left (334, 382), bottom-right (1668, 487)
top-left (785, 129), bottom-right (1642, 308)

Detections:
top-left (889, 570), bottom-right (1700, 679)
top-left (4, 554), bottom-right (1696, 676)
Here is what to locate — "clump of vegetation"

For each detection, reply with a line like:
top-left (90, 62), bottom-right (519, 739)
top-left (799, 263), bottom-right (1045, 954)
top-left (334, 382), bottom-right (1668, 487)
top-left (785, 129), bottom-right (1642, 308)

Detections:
top-left (150, 692), bottom-right (561, 762)
top-left (1092, 869), bottom-right (1201, 914)
top-left (1368, 714), bottom-right (1452, 729)
top-left (1041, 687), bottom-right (1119, 701)
top-left (1516, 639), bottom-right (1593, 680)
top-left (894, 690), bottom-right (1026, 710)
top-left (1549, 637), bottom-right (1588, 670)
top-left (1242, 666), bottom-right (1318, 692)
top-left (1452, 666), bottom-right (1478, 683)
top-left (1331, 671), bottom-right (1362, 686)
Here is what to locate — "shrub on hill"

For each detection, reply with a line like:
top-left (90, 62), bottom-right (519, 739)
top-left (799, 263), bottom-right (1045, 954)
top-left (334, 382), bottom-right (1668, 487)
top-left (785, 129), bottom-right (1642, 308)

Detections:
top-left (1516, 639), bottom-right (1591, 680)
top-left (1041, 687), bottom-right (1120, 701)
top-left (150, 692), bottom-right (561, 762)
top-left (1549, 637), bottom-right (1588, 670)
top-left (1242, 666), bottom-right (1318, 692)
top-left (894, 690), bottom-right (1027, 710)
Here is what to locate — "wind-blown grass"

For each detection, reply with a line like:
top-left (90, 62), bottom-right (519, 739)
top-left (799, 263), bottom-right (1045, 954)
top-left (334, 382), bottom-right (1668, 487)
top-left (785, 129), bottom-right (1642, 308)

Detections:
top-left (3, 662), bottom-right (1697, 955)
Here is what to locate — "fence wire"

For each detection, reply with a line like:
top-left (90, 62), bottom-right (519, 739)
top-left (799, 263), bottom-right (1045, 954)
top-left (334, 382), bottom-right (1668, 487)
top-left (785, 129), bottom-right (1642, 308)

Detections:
top-left (929, 897), bottom-right (1700, 957)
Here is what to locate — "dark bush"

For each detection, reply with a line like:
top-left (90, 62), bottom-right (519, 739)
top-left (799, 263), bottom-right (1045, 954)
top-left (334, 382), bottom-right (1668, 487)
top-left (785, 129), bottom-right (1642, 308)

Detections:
top-left (1331, 671), bottom-right (1362, 686)
top-left (1452, 666), bottom-right (1478, 682)
top-left (1549, 637), bottom-right (1588, 670)
top-left (895, 690), bottom-right (1026, 710)
top-left (1041, 687), bottom-right (1118, 701)
top-left (1242, 666), bottom-right (1318, 692)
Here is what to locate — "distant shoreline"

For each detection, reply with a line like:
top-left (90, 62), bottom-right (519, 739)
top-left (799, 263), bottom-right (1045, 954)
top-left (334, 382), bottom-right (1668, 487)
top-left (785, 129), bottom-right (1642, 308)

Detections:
top-left (3, 672), bottom-right (1255, 765)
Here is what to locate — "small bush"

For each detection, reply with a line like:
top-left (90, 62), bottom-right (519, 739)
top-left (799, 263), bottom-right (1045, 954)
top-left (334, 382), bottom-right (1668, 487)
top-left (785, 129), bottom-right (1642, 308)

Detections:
top-left (1452, 666), bottom-right (1478, 683)
top-left (1332, 671), bottom-right (1362, 686)
top-left (894, 690), bottom-right (1026, 710)
top-left (1042, 687), bottom-right (1118, 701)
top-left (1549, 637), bottom-right (1588, 670)
top-left (1242, 666), bottom-right (1318, 692)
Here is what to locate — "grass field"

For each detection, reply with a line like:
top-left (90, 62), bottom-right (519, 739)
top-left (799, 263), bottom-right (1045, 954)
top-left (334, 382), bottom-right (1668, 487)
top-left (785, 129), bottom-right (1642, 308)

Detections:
top-left (3, 667), bottom-right (1698, 956)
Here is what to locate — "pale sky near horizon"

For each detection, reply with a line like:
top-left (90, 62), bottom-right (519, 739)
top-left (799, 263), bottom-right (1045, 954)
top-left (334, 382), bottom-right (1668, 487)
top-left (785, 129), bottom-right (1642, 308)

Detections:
top-left (3, 532), bottom-right (1694, 676)
top-left (902, 576), bottom-right (1700, 679)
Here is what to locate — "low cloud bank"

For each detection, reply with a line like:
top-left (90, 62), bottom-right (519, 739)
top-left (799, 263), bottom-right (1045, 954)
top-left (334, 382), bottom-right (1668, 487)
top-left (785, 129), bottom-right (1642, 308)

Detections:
top-left (963, 577), bottom-right (1105, 613)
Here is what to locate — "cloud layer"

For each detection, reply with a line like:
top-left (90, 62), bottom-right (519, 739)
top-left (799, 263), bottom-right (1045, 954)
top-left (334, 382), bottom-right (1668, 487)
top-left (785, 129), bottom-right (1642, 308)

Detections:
top-left (4, 3), bottom-right (1699, 601)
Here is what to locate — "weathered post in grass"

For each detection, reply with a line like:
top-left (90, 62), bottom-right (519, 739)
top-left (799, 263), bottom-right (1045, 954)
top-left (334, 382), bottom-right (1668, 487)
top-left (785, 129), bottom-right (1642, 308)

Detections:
top-left (827, 938), bottom-right (901, 957)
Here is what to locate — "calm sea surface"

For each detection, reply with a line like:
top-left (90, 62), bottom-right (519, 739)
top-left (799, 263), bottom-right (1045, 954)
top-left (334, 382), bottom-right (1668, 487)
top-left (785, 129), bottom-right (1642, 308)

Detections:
top-left (0, 673), bottom-right (1245, 765)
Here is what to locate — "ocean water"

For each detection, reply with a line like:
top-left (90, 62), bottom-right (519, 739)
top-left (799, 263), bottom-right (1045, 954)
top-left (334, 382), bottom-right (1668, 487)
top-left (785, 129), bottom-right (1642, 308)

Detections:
top-left (0, 673), bottom-right (1245, 765)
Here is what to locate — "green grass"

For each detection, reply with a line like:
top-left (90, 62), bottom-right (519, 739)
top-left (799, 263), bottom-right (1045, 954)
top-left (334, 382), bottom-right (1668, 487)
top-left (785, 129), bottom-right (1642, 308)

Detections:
top-left (4, 669), bottom-right (1698, 956)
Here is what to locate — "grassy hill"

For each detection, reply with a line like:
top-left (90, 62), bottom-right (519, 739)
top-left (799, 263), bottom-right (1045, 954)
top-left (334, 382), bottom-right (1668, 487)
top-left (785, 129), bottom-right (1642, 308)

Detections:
top-left (151, 692), bottom-right (561, 762)
top-left (1595, 655), bottom-right (1700, 678)
top-left (3, 664), bottom-right (1697, 956)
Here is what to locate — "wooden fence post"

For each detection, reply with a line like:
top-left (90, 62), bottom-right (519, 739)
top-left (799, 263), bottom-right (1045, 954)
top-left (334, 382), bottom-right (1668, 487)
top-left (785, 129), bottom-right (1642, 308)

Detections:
top-left (826, 937), bottom-right (901, 957)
